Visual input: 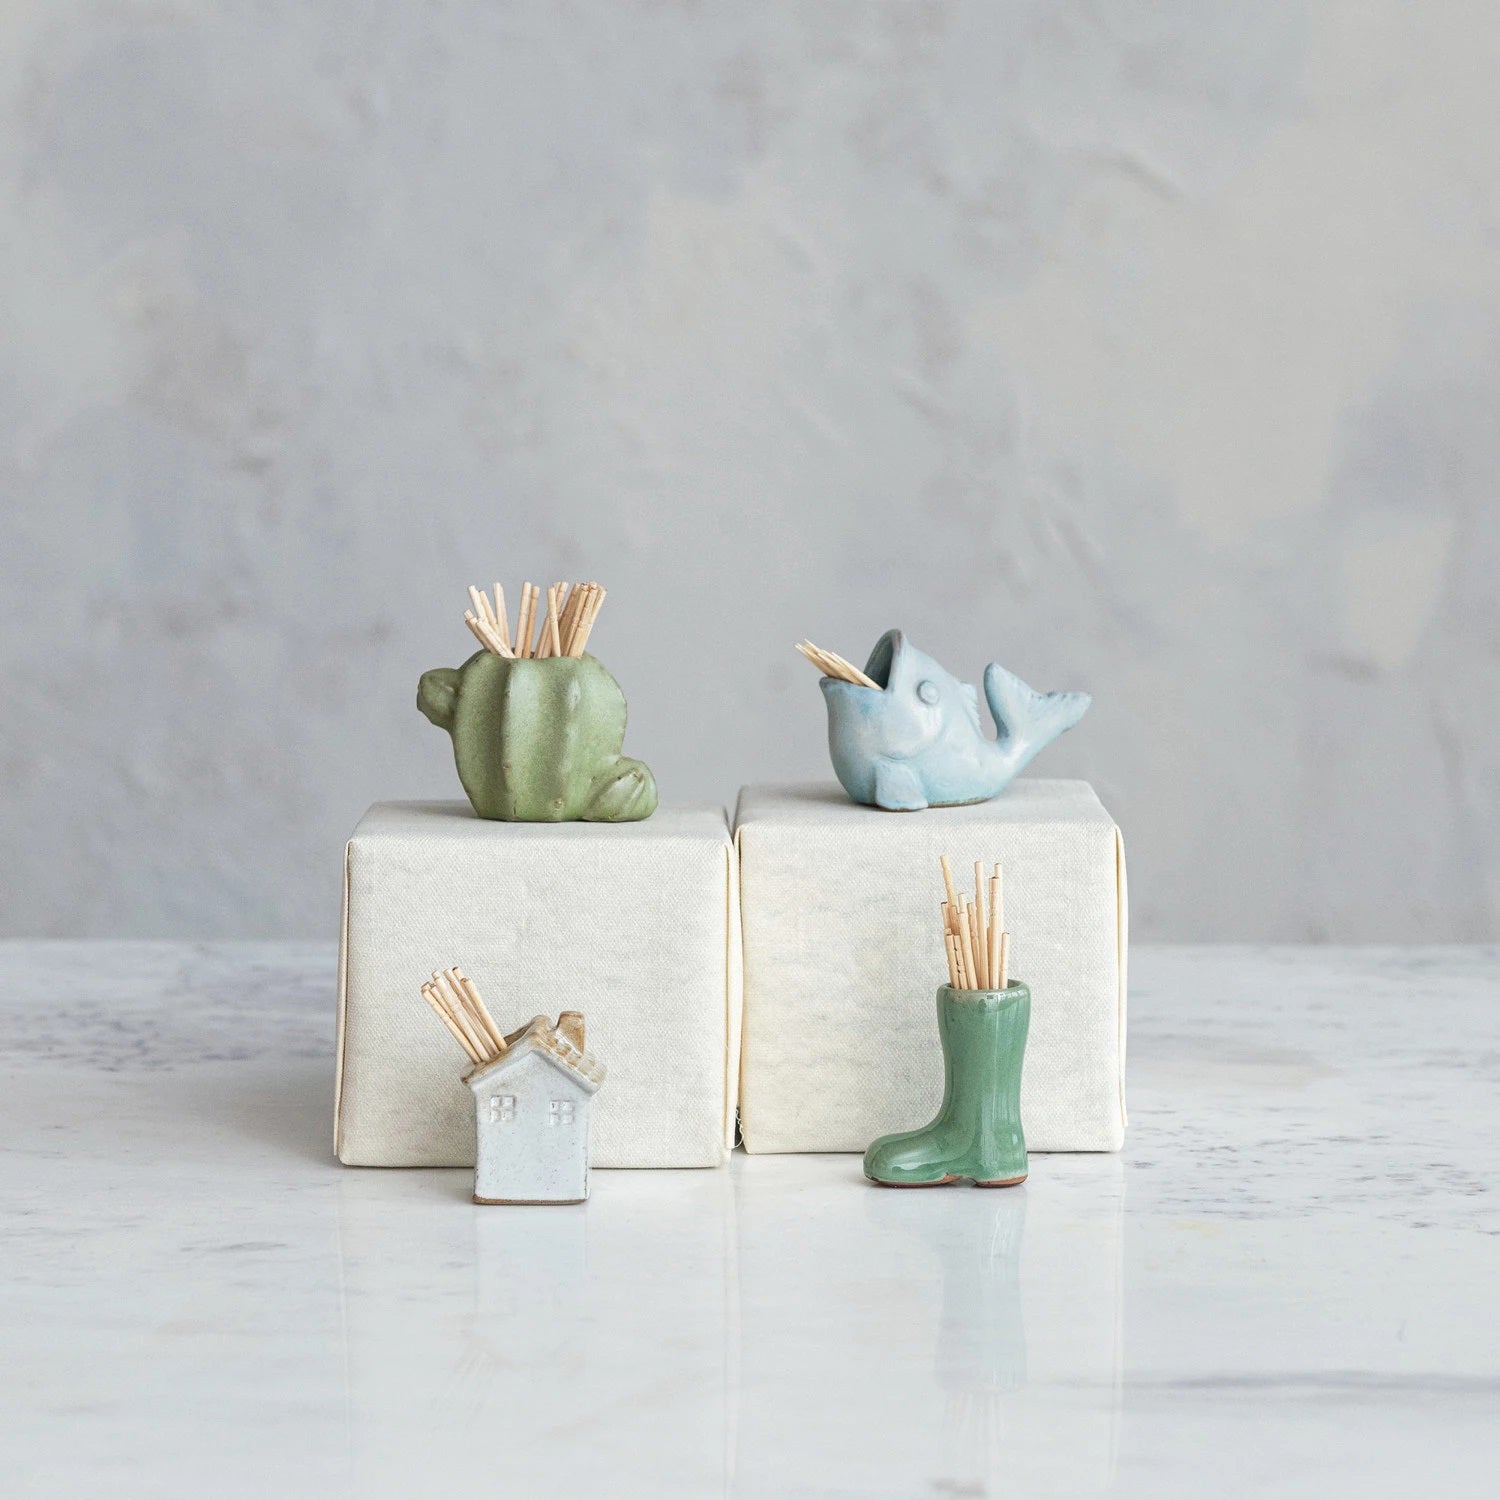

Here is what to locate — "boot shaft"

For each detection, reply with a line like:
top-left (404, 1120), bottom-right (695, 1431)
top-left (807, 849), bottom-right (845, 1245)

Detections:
top-left (936, 982), bottom-right (1030, 1139)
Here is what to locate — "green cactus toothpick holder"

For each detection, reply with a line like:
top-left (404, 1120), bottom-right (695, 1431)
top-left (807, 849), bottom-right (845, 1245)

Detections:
top-left (417, 652), bottom-right (658, 822)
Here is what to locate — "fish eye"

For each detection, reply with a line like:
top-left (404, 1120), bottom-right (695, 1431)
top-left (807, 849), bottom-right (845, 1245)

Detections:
top-left (916, 679), bottom-right (940, 705)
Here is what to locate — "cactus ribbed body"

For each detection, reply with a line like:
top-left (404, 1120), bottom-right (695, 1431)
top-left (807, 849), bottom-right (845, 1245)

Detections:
top-left (418, 653), bottom-right (656, 823)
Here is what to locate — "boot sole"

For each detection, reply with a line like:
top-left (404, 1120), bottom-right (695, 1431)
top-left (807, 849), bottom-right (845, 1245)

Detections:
top-left (868, 1173), bottom-right (1027, 1189)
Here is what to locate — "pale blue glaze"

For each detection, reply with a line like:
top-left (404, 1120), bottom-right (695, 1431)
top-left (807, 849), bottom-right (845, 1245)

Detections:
top-left (821, 630), bottom-right (1090, 810)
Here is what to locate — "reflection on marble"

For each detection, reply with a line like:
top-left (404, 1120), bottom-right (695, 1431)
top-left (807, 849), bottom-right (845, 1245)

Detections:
top-left (2, 943), bottom-right (1497, 1498)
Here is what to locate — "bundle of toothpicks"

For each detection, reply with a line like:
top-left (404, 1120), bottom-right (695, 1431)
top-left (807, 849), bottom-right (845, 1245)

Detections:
top-left (420, 965), bottom-right (508, 1068)
top-left (939, 856), bottom-right (1011, 991)
top-left (794, 639), bottom-right (879, 688)
top-left (462, 580), bottom-right (608, 661)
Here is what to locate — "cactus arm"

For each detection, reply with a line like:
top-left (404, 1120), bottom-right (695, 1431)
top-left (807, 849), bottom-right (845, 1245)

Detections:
top-left (417, 667), bottom-right (461, 730)
top-left (582, 757), bottom-right (658, 822)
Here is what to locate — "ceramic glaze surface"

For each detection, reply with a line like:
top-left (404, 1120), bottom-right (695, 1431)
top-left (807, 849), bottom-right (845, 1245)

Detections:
top-left (418, 651), bottom-right (656, 822)
top-left (865, 983), bottom-right (1030, 1187)
top-left (469, 1049), bottom-right (595, 1205)
top-left (5, 942), bottom-right (1498, 1498)
top-left (821, 631), bottom-right (1089, 810)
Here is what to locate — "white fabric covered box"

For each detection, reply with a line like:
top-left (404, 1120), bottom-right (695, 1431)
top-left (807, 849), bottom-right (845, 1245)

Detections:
top-left (735, 781), bottom-right (1126, 1154)
top-left (336, 802), bottom-right (741, 1169)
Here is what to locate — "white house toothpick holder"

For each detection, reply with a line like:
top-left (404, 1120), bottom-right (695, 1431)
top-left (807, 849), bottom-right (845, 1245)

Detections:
top-left (419, 967), bottom-right (605, 1205)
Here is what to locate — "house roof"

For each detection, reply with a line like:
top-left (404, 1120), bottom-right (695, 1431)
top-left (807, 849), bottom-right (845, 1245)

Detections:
top-left (464, 1015), bottom-right (605, 1094)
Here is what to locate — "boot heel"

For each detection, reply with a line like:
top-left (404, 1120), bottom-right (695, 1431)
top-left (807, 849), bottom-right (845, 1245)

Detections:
top-left (973, 1174), bottom-right (1027, 1188)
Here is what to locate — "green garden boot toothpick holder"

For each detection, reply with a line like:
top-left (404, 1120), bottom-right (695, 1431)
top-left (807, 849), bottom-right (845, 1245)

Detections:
top-left (418, 652), bottom-right (658, 822)
top-left (863, 981), bottom-right (1031, 1188)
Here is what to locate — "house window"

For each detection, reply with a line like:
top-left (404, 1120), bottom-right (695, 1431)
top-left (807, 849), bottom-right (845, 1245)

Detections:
top-left (489, 1094), bottom-right (516, 1124)
top-left (548, 1099), bottom-right (575, 1126)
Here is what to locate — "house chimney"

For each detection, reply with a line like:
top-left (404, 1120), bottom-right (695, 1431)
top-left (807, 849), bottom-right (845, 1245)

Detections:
top-left (556, 1011), bottom-right (586, 1050)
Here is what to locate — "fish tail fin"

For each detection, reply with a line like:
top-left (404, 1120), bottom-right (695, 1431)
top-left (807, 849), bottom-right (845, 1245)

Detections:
top-left (983, 663), bottom-right (1090, 770)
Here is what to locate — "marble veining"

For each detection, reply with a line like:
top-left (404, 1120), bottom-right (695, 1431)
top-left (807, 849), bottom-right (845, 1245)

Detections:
top-left (2, 942), bottom-right (1497, 1498)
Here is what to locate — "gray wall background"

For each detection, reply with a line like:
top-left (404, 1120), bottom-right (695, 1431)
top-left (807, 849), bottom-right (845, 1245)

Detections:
top-left (3, 1), bottom-right (1497, 942)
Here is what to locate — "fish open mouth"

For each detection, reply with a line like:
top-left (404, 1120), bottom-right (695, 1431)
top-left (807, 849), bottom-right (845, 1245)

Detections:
top-left (862, 629), bottom-right (904, 691)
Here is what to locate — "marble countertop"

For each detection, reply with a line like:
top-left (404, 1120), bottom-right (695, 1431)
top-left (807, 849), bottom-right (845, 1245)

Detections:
top-left (3, 943), bottom-right (1496, 1499)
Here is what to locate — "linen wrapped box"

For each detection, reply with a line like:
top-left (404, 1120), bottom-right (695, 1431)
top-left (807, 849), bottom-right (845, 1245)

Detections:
top-left (336, 802), bottom-right (741, 1168)
top-left (735, 780), bottom-right (1126, 1154)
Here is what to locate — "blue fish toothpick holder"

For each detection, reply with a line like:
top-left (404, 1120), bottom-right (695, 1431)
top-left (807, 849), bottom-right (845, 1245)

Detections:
top-left (820, 630), bottom-right (1090, 811)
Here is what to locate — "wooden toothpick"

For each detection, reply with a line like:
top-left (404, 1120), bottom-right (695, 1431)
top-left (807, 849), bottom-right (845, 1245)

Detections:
top-left (517, 582), bottom-right (535, 657)
top-left (795, 639), bottom-right (878, 689)
top-left (464, 611), bottom-right (493, 653)
top-left (493, 583), bottom-right (511, 653)
top-left (432, 970), bottom-right (489, 1059)
top-left (533, 588), bottom-right (553, 658)
top-left (422, 983), bottom-right (483, 1063)
top-left (940, 857), bottom-right (959, 931)
top-left (563, 583), bottom-right (592, 657)
top-left (558, 582), bottom-right (583, 651)
top-left (570, 584), bottom-right (606, 657)
top-left (546, 585), bottom-right (563, 657)
top-left (957, 900), bottom-right (979, 991)
top-left (988, 872), bottom-right (1002, 995)
top-left (437, 970), bottom-right (483, 1044)
top-left (452, 968), bottom-right (506, 1055)
top-left (968, 898), bottom-right (988, 989)
top-left (465, 610), bottom-right (509, 656)
top-left (468, 585), bottom-right (495, 631)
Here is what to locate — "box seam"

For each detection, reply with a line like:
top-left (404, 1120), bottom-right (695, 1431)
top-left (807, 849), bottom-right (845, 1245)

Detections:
top-left (733, 823), bottom-right (750, 1151)
top-left (723, 831), bottom-right (744, 1155)
top-left (334, 838), bottom-right (352, 1158)
top-left (1114, 823), bottom-right (1129, 1135)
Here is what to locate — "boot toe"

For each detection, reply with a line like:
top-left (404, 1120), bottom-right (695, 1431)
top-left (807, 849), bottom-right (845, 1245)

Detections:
top-left (862, 1131), bottom-right (955, 1186)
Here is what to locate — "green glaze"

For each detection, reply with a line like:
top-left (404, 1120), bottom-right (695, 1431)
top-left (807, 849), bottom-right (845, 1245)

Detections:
top-left (863, 982), bottom-right (1030, 1187)
top-left (417, 651), bottom-right (657, 822)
